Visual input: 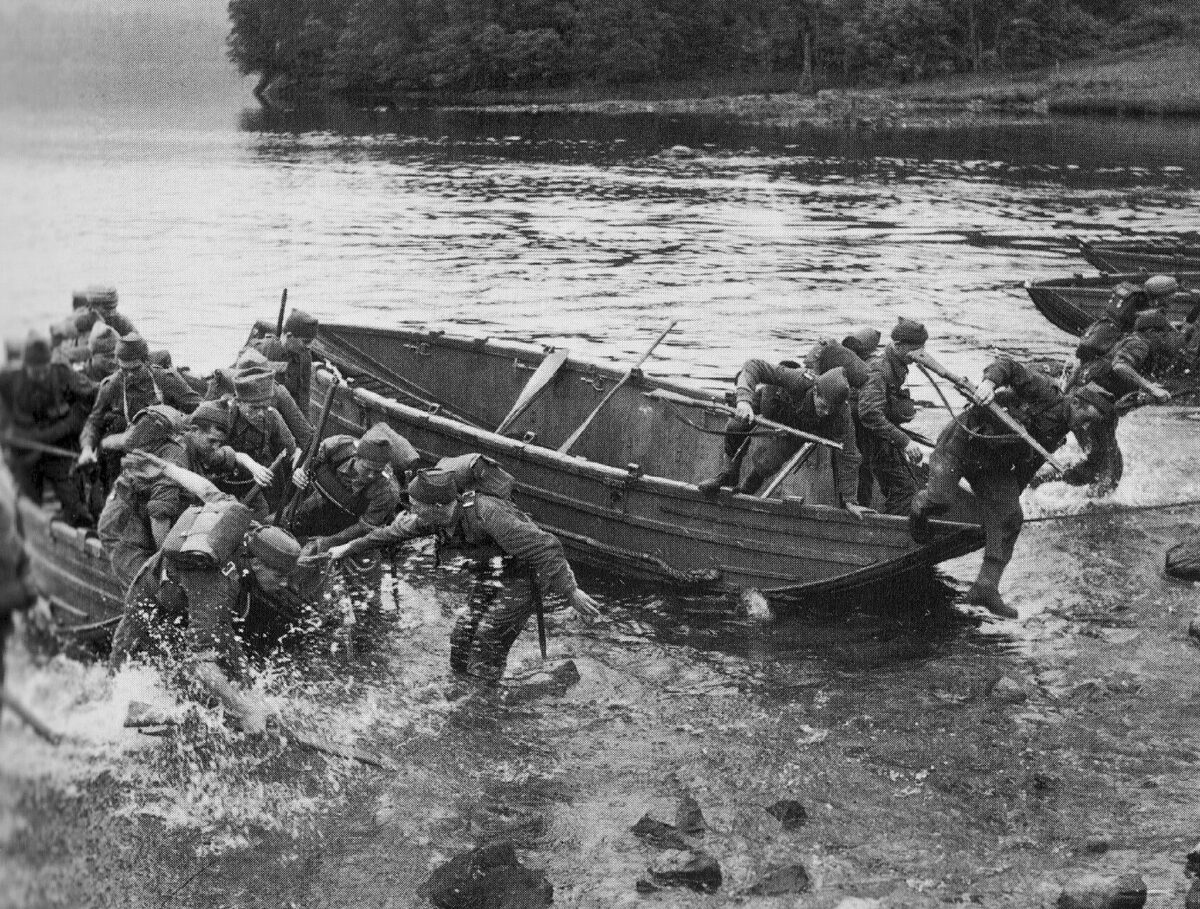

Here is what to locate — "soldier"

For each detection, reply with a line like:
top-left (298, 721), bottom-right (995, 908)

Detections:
top-left (226, 369), bottom-right (298, 513)
top-left (80, 323), bottom-right (120, 383)
top-left (328, 464), bottom-right (600, 685)
top-left (110, 468), bottom-right (303, 733)
top-left (1062, 309), bottom-right (1180, 490)
top-left (206, 348), bottom-right (313, 450)
top-left (0, 456), bottom-right (39, 718)
top-left (909, 357), bottom-right (1110, 618)
top-left (278, 309), bottom-right (318, 415)
top-left (77, 331), bottom-right (201, 469)
top-left (0, 332), bottom-right (96, 525)
top-left (182, 401), bottom-right (275, 500)
top-left (71, 285), bottom-right (136, 339)
top-left (287, 424), bottom-right (400, 551)
top-left (804, 329), bottom-right (876, 504)
top-left (1068, 274), bottom-right (1180, 378)
top-left (858, 318), bottom-right (929, 515)
top-left (96, 405), bottom-right (191, 589)
top-left (697, 363), bottom-right (870, 517)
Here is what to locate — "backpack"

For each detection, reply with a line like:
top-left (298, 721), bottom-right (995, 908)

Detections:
top-left (162, 498), bottom-right (254, 570)
top-left (435, 453), bottom-right (516, 501)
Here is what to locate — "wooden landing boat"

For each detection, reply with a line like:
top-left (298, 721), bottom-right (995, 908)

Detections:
top-left (1076, 237), bottom-right (1200, 274)
top-left (20, 497), bottom-right (125, 644)
top-left (1024, 272), bottom-right (1200, 337)
top-left (302, 322), bottom-right (986, 601)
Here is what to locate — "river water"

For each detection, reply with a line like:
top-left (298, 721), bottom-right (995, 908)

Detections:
top-left (4, 90), bottom-right (1200, 907)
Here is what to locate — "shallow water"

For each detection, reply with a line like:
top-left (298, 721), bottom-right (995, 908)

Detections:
top-left (4, 70), bottom-right (1200, 905)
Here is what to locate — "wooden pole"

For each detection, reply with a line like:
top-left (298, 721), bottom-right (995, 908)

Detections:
top-left (1, 689), bottom-right (63, 746)
top-left (644, 388), bottom-right (842, 450)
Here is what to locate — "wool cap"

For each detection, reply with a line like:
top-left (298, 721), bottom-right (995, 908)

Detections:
top-left (890, 318), bottom-right (929, 347)
top-left (23, 332), bottom-right (52, 367)
top-left (1144, 275), bottom-right (1179, 298)
top-left (115, 332), bottom-right (150, 363)
top-left (356, 424), bottom-right (394, 467)
top-left (71, 290), bottom-right (90, 310)
top-left (408, 469), bottom-right (459, 505)
top-left (235, 346), bottom-right (287, 374)
top-left (108, 404), bottom-right (184, 451)
top-left (1135, 310), bottom-right (1173, 333)
top-left (246, 525), bottom-right (301, 574)
top-left (842, 326), bottom-right (882, 358)
top-left (89, 322), bottom-right (119, 354)
top-left (149, 349), bottom-right (173, 369)
top-left (50, 317), bottom-right (79, 345)
top-left (367, 421), bottom-right (420, 471)
top-left (189, 400), bottom-right (231, 433)
top-left (283, 309), bottom-right (319, 341)
top-left (234, 368), bottom-right (275, 405)
top-left (85, 285), bottom-right (119, 309)
top-left (815, 367), bottom-right (850, 410)
top-left (841, 356), bottom-right (869, 389)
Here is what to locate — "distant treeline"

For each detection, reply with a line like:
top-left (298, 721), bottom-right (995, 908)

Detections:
top-left (227, 0), bottom-right (1190, 100)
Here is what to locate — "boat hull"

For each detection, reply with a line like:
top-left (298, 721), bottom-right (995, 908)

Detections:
top-left (1077, 238), bottom-right (1200, 274)
top-left (307, 324), bottom-right (985, 600)
top-left (1025, 272), bottom-right (1200, 337)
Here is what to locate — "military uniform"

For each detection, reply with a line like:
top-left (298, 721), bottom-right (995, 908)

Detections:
top-left (0, 336), bottom-right (96, 524)
top-left (96, 411), bottom-right (191, 588)
top-left (205, 366), bottom-right (313, 450)
top-left (288, 432), bottom-right (399, 546)
top-left (110, 504), bottom-right (301, 680)
top-left (343, 474), bottom-right (581, 683)
top-left (858, 342), bottom-right (921, 514)
top-left (80, 346), bottom-right (201, 454)
top-left (910, 358), bottom-right (1102, 616)
top-left (708, 360), bottom-right (862, 503)
top-left (804, 339), bottom-right (874, 503)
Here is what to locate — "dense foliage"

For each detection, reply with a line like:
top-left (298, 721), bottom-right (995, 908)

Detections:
top-left (226, 0), bottom-right (1177, 99)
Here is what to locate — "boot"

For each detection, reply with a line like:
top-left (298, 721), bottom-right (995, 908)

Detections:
top-left (698, 451), bottom-right (742, 498)
top-left (965, 558), bottom-right (1018, 619)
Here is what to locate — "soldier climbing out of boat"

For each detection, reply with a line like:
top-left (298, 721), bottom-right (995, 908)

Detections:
top-left (223, 368), bottom-right (299, 514)
top-left (0, 331), bottom-right (97, 527)
top-left (326, 456), bottom-right (601, 687)
top-left (96, 405), bottom-right (194, 589)
top-left (252, 309), bottom-right (319, 415)
top-left (804, 325), bottom-right (880, 507)
top-left (180, 401), bottom-right (278, 516)
top-left (857, 318), bottom-right (929, 515)
top-left (1059, 309), bottom-right (1182, 491)
top-left (109, 458), bottom-right (304, 734)
top-left (698, 361), bottom-right (871, 517)
top-left (77, 331), bottom-right (201, 510)
top-left (909, 356), bottom-right (1112, 619)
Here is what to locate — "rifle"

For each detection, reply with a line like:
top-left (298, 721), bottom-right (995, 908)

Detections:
top-left (908, 349), bottom-right (1067, 473)
top-left (644, 388), bottom-right (843, 450)
top-left (275, 288), bottom-right (288, 338)
top-left (0, 435), bottom-right (78, 460)
top-left (277, 368), bottom-right (342, 526)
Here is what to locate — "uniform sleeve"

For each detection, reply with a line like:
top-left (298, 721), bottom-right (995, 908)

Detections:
top-left (473, 496), bottom-right (578, 600)
top-left (735, 359), bottom-right (815, 406)
top-left (360, 476), bottom-right (399, 528)
top-left (145, 444), bottom-right (190, 524)
top-left (343, 510), bottom-right (432, 555)
top-left (273, 388), bottom-right (313, 451)
top-left (269, 409), bottom-right (297, 458)
top-left (80, 378), bottom-right (117, 450)
top-left (831, 404), bottom-right (861, 505)
top-left (857, 368), bottom-right (910, 449)
top-left (1111, 337), bottom-right (1150, 374)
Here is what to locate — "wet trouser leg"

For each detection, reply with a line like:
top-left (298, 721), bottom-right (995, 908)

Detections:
top-left (469, 571), bottom-right (537, 685)
top-left (910, 424), bottom-right (969, 538)
top-left (43, 453), bottom-right (90, 525)
top-left (98, 499), bottom-right (157, 593)
top-left (177, 567), bottom-right (246, 681)
top-left (450, 575), bottom-right (494, 675)
top-left (867, 437), bottom-right (919, 515)
top-left (109, 571), bottom-right (186, 670)
top-left (854, 417), bottom-right (874, 508)
top-left (698, 416), bottom-right (753, 494)
top-left (1063, 414), bottom-right (1122, 489)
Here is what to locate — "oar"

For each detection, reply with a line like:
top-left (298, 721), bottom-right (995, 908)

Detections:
top-left (558, 322), bottom-right (677, 454)
top-left (909, 349), bottom-right (1067, 473)
top-left (275, 288), bottom-right (288, 337)
top-left (497, 348), bottom-right (570, 435)
top-left (644, 388), bottom-right (843, 450)
top-left (2, 689), bottom-right (63, 746)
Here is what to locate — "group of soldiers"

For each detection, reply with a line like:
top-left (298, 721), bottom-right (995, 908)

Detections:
top-left (0, 276), bottom-right (1191, 729)
top-left (702, 272), bottom-right (1195, 619)
top-left (0, 287), bottom-right (598, 731)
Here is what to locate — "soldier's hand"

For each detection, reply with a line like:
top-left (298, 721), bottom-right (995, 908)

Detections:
top-left (249, 463), bottom-right (274, 487)
top-left (326, 543), bottom-right (351, 561)
top-left (735, 401), bottom-right (755, 423)
top-left (905, 441), bottom-right (925, 465)
top-left (1149, 383), bottom-right (1171, 404)
top-left (844, 502), bottom-right (875, 521)
top-left (77, 446), bottom-right (96, 467)
top-left (292, 467), bottom-right (309, 489)
top-left (569, 589), bottom-right (601, 623)
top-left (974, 379), bottom-right (997, 406)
